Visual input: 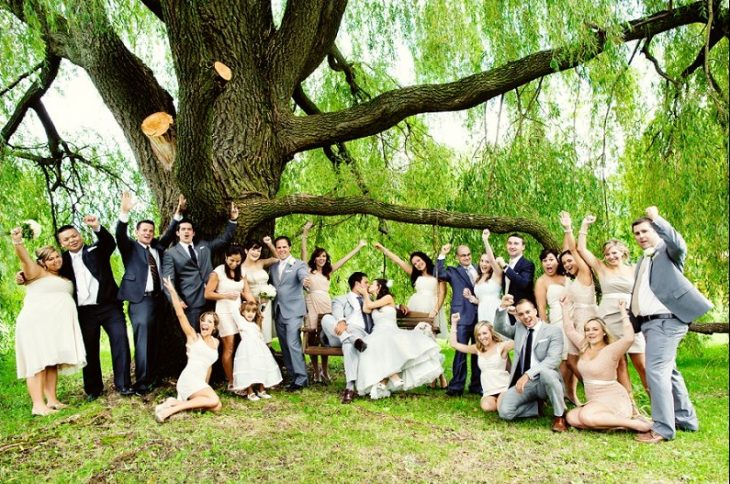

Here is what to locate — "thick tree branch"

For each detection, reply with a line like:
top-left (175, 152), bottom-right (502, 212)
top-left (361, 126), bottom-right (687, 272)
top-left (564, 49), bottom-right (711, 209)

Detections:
top-left (0, 61), bottom-right (44, 97)
top-left (1, 53), bottom-right (60, 145)
top-left (271, 0), bottom-right (347, 100)
top-left (237, 194), bottom-right (560, 249)
top-left (284, 1), bottom-right (716, 154)
top-left (326, 44), bottom-right (370, 102)
top-left (140, 0), bottom-right (164, 22)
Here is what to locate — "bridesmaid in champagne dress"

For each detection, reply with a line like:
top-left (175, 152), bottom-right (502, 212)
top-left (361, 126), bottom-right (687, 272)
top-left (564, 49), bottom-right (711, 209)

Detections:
top-left (11, 228), bottom-right (86, 416)
top-left (558, 211), bottom-right (598, 406)
top-left (241, 238), bottom-right (280, 344)
top-left (301, 221), bottom-right (366, 383)
top-left (464, 229), bottom-right (504, 325)
top-left (577, 214), bottom-right (648, 396)
top-left (373, 242), bottom-right (448, 388)
top-left (560, 297), bottom-right (652, 433)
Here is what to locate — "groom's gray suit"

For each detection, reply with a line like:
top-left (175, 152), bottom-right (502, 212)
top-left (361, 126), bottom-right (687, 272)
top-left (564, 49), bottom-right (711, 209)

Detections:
top-left (494, 308), bottom-right (565, 420)
top-left (629, 215), bottom-right (712, 440)
top-left (270, 256), bottom-right (309, 386)
top-left (321, 293), bottom-right (370, 384)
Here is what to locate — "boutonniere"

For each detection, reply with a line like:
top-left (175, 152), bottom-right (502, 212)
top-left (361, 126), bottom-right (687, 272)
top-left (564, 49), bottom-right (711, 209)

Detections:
top-left (643, 247), bottom-right (656, 258)
top-left (287, 258), bottom-right (295, 266)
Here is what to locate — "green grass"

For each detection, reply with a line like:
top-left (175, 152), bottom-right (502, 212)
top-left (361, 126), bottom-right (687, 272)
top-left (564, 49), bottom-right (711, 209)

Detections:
top-left (0, 339), bottom-right (727, 482)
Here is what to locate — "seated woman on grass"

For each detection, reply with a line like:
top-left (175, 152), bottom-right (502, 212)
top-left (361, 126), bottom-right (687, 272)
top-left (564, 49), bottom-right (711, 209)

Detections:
top-left (449, 313), bottom-right (513, 412)
top-left (155, 278), bottom-right (222, 423)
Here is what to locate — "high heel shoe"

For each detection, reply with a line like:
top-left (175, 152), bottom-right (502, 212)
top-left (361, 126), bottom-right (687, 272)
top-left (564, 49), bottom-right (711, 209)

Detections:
top-left (319, 370), bottom-right (330, 385)
top-left (312, 371), bottom-right (322, 384)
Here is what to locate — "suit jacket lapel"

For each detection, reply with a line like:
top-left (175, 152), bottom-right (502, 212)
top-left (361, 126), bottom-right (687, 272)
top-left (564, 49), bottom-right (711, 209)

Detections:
top-left (82, 246), bottom-right (100, 280)
top-left (456, 265), bottom-right (474, 289)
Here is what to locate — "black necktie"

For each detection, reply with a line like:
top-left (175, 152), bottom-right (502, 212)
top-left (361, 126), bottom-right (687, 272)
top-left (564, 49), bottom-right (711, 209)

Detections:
top-left (511, 328), bottom-right (534, 387)
top-left (146, 247), bottom-right (161, 292)
top-left (188, 245), bottom-right (198, 266)
top-left (357, 296), bottom-right (374, 334)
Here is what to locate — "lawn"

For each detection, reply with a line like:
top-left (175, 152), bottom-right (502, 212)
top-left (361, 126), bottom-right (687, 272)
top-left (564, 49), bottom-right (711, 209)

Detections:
top-left (0, 337), bottom-right (727, 482)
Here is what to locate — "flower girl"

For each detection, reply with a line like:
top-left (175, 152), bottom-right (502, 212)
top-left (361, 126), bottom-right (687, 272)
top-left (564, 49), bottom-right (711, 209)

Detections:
top-left (231, 301), bottom-right (282, 400)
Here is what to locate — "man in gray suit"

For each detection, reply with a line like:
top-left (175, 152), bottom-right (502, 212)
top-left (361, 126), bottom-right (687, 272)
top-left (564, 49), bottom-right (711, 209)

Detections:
top-left (494, 294), bottom-right (567, 432)
top-left (270, 235), bottom-right (311, 391)
top-left (630, 206), bottom-right (712, 443)
top-left (162, 203), bottom-right (238, 330)
top-left (321, 272), bottom-right (373, 404)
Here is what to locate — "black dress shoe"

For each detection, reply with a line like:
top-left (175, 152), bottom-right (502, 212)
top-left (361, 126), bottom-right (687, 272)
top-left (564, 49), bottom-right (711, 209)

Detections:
top-left (341, 389), bottom-right (356, 404)
top-left (445, 389), bottom-right (463, 397)
top-left (353, 338), bottom-right (368, 352)
top-left (118, 387), bottom-right (136, 396)
top-left (86, 393), bottom-right (102, 402)
top-left (133, 386), bottom-right (152, 396)
top-left (286, 383), bottom-right (304, 392)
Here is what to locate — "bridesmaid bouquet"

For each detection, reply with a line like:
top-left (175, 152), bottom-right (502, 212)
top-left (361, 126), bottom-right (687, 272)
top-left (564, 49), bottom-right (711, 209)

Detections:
top-left (258, 284), bottom-right (277, 300)
top-left (21, 220), bottom-right (42, 240)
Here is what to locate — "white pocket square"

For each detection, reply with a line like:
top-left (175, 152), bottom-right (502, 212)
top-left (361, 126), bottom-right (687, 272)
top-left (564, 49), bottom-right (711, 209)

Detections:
top-left (536, 338), bottom-right (549, 344)
top-left (87, 246), bottom-right (97, 252)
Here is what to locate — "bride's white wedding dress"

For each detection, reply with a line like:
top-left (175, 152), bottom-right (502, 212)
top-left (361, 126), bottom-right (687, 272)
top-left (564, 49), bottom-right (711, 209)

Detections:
top-left (356, 306), bottom-right (444, 399)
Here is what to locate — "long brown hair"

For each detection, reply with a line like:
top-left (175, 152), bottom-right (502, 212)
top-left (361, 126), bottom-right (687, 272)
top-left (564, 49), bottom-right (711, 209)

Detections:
top-left (240, 300), bottom-right (263, 329)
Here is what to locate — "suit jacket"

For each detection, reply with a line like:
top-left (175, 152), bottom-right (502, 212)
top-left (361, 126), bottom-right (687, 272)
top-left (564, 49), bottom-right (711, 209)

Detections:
top-left (270, 257), bottom-right (308, 320)
top-left (629, 215), bottom-right (712, 326)
top-left (494, 309), bottom-right (563, 381)
top-left (503, 256), bottom-right (536, 305)
top-left (331, 293), bottom-right (373, 334)
top-left (161, 221), bottom-right (237, 308)
top-left (60, 225), bottom-right (120, 305)
top-left (436, 258), bottom-right (478, 324)
top-left (116, 218), bottom-right (179, 304)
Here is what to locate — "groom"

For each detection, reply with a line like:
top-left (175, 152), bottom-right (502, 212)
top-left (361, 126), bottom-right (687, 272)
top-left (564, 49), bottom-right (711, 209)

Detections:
top-left (320, 272), bottom-right (373, 404)
top-left (630, 206), bottom-right (712, 443)
top-left (437, 243), bottom-right (481, 396)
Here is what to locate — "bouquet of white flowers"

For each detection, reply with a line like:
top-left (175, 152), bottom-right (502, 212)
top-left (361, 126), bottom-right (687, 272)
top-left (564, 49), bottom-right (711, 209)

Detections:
top-left (21, 220), bottom-right (42, 240)
top-left (258, 284), bottom-right (277, 299)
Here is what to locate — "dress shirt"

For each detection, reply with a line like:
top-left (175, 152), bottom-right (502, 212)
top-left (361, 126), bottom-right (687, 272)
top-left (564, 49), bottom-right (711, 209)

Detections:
top-left (504, 255), bottom-right (522, 294)
top-left (636, 243), bottom-right (671, 316)
top-left (70, 249), bottom-right (99, 306)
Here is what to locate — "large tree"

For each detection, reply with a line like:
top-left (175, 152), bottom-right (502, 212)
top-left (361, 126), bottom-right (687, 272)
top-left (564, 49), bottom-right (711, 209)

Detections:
top-left (1, 0), bottom-right (728, 250)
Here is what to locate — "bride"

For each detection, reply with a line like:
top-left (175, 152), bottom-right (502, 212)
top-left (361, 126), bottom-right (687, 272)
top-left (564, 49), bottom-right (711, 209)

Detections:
top-left (355, 279), bottom-right (444, 399)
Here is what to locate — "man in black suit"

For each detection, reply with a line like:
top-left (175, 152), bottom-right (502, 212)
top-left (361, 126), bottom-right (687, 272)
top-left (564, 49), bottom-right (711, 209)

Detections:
top-left (498, 233), bottom-right (536, 322)
top-left (162, 203), bottom-right (239, 330)
top-left (115, 192), bottom-right (183, 394)
top-left (56, 215), bottom-right (132, 400)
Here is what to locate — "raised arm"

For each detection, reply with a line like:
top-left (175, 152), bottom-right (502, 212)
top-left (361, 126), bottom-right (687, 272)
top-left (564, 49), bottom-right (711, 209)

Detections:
top-left (449, 314), bottom-right (478, 354)
top-left (482, 229), bottom-right (503, 283)
top-left (559, 211), bottom-right (592, 284)
top-left (373, 242), bottom-right (412, 275)
top-left (559, 296), bottom-right (585, 350)
top-left (259, 236), bottom-right (280, 268)
top-left (436, 244), bottom-right (452, 282)
top-left (10, 228), bottom-right (43, 281)
top-left (158, 195), bottom-right (186, 248)
top-left (162, 277), bottom-right (197, 343)
top-left (332, 240), bottom-right (367, 272)
top-left (493, 295), bottom-right (517, 340)
top-left (647, 207), bottom-right (687, 266)
top-left (115, 191), bottom-right (135, 256)
top-left (300, 220), bottom-right (313, 260)
top-left (208, 203), bottom-right (239, 252)
top-left (577, 214), bottom-right (602, 272)
top-left (84, 215), bottom-right (116, 258)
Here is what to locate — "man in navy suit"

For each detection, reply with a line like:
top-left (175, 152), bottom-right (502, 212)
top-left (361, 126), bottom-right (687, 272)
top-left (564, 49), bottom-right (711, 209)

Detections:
top-left (498, 233), bottom-right (535, 322)
top-left (57, 215), bottom-right (132, 400)
top-left (115, 192), bottom-right (183, 394)
top-left (437, 243), bottom-right (481, 396)
top-left (162, 203), bottom-right (238, 330)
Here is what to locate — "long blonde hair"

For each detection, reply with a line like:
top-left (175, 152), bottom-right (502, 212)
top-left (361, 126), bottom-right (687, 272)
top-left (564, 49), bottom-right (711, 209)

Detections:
top-left (579, 317), bottom-right (616, 354)
top-left (474, 321), bottom-right (503, 352)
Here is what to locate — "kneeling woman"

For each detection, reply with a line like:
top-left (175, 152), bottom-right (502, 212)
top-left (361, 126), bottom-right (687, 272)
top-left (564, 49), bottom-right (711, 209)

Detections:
top-left (560, 297), bottom-right (652, 433)
top-left (155, 278), bottom-right (222, 422)
top-left (356, 279), bottom-right (444, 399)
top-left (449, 314), bottom-right (513, 412)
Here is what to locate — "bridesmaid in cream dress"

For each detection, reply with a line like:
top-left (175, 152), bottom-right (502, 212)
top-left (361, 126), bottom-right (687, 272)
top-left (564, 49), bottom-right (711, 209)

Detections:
top-left (301, 221), bottom-right (366, 383)
top-left (464, 229), bottom-right (504, 325)
top-left (558, 211), bottom-right (599, 406)
top-left (241, 237), bottom-right (280, 344)
top-left (577, 214), bottom-right (648, 396)
top-left (11, 227), bottom-right (86, 416)
top-left (533, 248), bottom-right (571, 393)
top-left (373, 242), bottom-right (448, 388)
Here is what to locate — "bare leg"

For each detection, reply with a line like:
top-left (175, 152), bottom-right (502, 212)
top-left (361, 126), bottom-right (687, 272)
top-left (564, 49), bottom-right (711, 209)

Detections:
top-left (480, 395), bottom-right (498, 412)
top-left (562, 358), bottom-right (581, 406)
top-left (573, 401), bottom-right (653, 432)
top-left (310, 355), bottom-right (321, 383)
top-left (156, 387), bottom-right (221, 421)
top-left (221, 336), bottom-right (234, 386)
top-left (43, 366), bottom-right (65, 408)
top-left (27, 370), bottom-right (53, 415)
top-left (629, 352), bottom-right (649, 396)
top-left (321, 355), bottom-right (330, 383)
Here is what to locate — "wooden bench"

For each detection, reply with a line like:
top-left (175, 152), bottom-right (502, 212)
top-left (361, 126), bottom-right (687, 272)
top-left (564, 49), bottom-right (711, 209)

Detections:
top-left (302, 312), bottom-right (439, 357)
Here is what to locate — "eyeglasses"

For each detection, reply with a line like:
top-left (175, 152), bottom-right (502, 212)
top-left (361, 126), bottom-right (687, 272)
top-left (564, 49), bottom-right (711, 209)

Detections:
top-left (458, 253), bottom-right (471, 257)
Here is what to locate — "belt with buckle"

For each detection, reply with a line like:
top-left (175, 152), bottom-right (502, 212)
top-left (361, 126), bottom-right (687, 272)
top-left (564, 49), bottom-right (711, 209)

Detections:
top-left (636, 313), bottom-right (676, 324)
